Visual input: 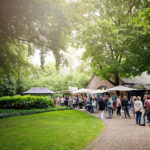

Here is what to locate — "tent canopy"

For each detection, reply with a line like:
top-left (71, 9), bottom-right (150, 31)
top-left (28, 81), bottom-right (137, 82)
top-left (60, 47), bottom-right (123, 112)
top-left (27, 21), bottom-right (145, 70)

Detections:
top-left (90, 89), bottom-right (107, 94)
top-left (106, 86), bottom-right (136, 92)
top-left (73, 88), bottom-right (93, 94)
top-left (22, 87), bottom-right (56, 94)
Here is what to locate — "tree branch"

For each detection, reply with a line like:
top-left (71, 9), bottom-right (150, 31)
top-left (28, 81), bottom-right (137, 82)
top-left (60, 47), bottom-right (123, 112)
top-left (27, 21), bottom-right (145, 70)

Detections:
top-left (109, 43), bottom-right (114, 59)
top-left (106, 78), bottom-right (116, 85)
top-left (126, 0), bottom-right (141, 16)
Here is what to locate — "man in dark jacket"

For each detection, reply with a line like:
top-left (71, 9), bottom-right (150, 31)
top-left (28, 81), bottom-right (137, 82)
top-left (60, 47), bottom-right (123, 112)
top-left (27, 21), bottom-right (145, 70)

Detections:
top-left (99, 96), bottom-right (106, 119)
top-left (122, 96), bottom-right (130, 118)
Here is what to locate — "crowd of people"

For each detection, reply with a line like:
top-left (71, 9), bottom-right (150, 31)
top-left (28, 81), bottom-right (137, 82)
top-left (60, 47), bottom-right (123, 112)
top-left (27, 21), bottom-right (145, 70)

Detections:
top-left (54, 94), bottom-right (150, 127)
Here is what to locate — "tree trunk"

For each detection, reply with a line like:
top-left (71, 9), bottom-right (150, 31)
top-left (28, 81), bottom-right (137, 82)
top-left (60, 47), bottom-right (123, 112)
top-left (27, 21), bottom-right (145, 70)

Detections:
top-left (115, 74), bottom-right (120, 96)
top-left (40, 50), bottom-right (45, 69)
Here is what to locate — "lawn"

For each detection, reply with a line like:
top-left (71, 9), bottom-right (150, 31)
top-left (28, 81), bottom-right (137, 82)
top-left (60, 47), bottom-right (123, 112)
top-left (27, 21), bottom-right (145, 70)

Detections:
top-left (0, 110), bottom-right (104, 150)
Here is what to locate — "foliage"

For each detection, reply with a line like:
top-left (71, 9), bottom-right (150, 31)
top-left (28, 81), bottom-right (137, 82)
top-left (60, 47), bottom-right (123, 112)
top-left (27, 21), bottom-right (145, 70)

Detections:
top-left (77, 0), bottom-right (150, 85)
top-left (0, 106), bottom-right (71, 118)
top-left (0, 95), bottom-right (54, 109)
top-left (0, 39), bottom-right (32, 77)
top-left (0, 0), bottom-right (76, 79)
top-left (0, 77), bottom-right (17, 96)
top-left (0, 76), bottom-right (31, 97)
top-left (0, 110), bottom-right (104, 150)
top-left (27, 63), bottom-right (91, 92)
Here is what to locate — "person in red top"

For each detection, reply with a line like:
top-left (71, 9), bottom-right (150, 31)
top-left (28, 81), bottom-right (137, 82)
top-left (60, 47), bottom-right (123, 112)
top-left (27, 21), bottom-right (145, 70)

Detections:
top-left (141, 95), bottom-right (150, 126)
top-left (53, 97), bottom-right (56, 106)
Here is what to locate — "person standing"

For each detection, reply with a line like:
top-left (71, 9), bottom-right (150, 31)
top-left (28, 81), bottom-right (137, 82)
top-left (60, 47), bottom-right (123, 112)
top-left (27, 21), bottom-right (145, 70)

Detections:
top-left (111, 94), bottom-right (117, 110)
top-left (72, 97), bottom-right (76, 109)
top-left (107, 97), bottom-right (113, 119)
top-left (99, 96), bottom-right (105, 119)
top-left (141, 95), bottom-right (150, 126)
top-left (104, 95), bottom-right (109, 111)
top-left (68, 96), bottom-right (73, 108)
top-left (92, 99), bottom-right (97, 113)
top-left (122, 96), bottom-right (130, 118)
top-left (79, 97), bottom-right (83, 109)
top-left (86, 97), bottom-right (92, 112)
top-left (134, 96), bottom-right (143, 125)
top-left (142, 95), bottom-right (147, 108)
top-left (131, 96), bottom-right (136, 119)
top-left (116, 96), bottom-right (121, 116)
top-left (56, 97), bottom-right (60, 105)
top-left (60, 97), bottom-right (65, 106)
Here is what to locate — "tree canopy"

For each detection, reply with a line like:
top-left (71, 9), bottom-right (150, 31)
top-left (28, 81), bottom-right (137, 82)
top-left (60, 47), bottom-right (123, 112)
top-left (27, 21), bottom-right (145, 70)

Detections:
top-left (77, 0), bottom-right (150, 85)
top-left (0, 0), bottom-right (74, 74)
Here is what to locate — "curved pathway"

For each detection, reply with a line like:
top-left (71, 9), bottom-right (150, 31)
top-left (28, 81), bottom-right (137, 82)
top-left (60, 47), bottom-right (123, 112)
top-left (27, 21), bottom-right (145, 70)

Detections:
top-left (83, 110), bottom-right (150, 150)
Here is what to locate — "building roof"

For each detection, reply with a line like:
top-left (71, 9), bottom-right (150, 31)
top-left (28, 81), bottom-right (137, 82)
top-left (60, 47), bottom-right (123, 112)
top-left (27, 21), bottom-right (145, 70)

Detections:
top-left (122, 72), bottom-right (150, 85)
top-left (22, 87), bottom-right (56, 94)
top-left (87, 72), bottom-right (150, 90)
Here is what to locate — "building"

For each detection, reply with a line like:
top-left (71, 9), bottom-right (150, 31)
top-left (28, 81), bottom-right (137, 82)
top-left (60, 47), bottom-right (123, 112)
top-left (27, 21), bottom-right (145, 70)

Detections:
top-left (22, 87), bottom-right (56, 95)
top-left (86, 72), bottom-right (150, 98)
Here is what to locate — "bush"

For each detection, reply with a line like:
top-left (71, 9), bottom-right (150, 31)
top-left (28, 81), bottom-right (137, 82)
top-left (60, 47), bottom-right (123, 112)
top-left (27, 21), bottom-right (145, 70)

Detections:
top-left (0, 106), bottom-right (72, 118)
top-left (0, 95), bottom-right (54, 109)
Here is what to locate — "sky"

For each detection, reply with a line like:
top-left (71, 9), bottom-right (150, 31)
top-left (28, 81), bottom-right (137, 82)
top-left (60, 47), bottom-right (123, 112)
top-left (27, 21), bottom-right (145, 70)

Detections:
top-left (31, 0), bottom-right (81, 70)
top-left (30, 48), bottom-right (85, 71)
top-left (30, 50), bottom-right (55, 66)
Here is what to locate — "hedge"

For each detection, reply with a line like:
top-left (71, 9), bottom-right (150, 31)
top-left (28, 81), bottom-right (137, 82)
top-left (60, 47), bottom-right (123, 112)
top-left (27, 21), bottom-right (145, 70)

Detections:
top-left (0, 95), bottom-right (54, 109)
top-left (0, 107), bottom-right (72, 118)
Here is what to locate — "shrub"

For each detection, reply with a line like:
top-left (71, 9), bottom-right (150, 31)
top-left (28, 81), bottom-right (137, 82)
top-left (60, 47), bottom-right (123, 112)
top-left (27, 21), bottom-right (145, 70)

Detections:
top-left (0, 107), bottom-right (72, 118)
top-left (0, 95), bottom-right (54, 109)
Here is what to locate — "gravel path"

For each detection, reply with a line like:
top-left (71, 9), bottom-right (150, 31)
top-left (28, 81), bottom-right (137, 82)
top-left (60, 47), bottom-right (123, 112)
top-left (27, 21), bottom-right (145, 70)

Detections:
top-left (83, 110), bottom-right (150, 150)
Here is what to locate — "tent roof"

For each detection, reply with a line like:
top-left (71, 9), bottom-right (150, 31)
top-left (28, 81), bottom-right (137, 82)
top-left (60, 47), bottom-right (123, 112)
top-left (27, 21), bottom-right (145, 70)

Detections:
top-left (73, 88), bottom-right (93, 94)
top-left (106, 86), bottom-right (136, 92)
top-left (22, 87), bottom-right (56, 94)
top-left (62, 89), bottom-right (77, 94)
top-left (122, 72), bottom-right (150, 85)
top-left (90, 89), bottom-right (107, 94)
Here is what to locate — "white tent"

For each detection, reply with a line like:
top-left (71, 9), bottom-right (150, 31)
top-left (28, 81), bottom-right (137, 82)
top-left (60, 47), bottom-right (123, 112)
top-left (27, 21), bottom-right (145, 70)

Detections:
top-left (106, 86), bottom-right (136, 92)
top-left (90, 89), bottom-right (107, 94)
top-left (73, 88), bottom-right (93, 94)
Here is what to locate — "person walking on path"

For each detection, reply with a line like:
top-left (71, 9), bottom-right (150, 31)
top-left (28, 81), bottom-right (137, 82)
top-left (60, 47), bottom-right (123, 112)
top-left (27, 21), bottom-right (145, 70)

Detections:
top-left (107, 97), bottom-right (113, 119)
top-left (134, 96), bottom-right (143, 125)
top-left (122, 96), bottom-right (130, 118)
top-left (99, 96), bottom-right (105, 119)
top-left (116, 96), bottom-right (121, 116)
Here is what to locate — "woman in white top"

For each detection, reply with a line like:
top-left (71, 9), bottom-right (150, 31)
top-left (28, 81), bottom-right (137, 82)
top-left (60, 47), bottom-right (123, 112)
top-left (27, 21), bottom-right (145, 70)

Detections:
top-left (92, 99), bottom-right (97, 113)
top-left (134, 96), bottom-right (143, 125)
top-left (60, 97), bottom-right (65, 106)
top-left (116, 96), bottom-right (121, 116)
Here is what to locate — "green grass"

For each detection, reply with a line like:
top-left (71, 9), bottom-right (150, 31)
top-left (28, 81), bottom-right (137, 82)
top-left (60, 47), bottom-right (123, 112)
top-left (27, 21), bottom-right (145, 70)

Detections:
top-left (0, 110), bottom-right (104, 150)
top-left (0, 106), bottom-right (72, 118)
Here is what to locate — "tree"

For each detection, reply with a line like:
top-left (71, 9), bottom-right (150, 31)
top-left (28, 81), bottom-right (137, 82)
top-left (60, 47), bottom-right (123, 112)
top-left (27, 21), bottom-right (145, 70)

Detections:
top-left (78, 0), bottom-right (150, 86)
top-left (0, 0), bottom-right (75, 72)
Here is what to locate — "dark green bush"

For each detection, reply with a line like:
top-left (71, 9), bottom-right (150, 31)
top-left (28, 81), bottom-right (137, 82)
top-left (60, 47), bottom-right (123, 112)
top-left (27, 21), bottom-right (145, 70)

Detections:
top-left (0, 95), bottom-right (54, 109)
top-left (0, 107), bottom-right (72, 118)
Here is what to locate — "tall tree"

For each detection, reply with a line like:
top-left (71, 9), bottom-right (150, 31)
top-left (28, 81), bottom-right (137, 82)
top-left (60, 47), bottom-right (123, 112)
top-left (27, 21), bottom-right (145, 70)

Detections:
top-left (0, 0), bottom-right (74, 72)
top-left (78, 0), bottom-right (150, 86)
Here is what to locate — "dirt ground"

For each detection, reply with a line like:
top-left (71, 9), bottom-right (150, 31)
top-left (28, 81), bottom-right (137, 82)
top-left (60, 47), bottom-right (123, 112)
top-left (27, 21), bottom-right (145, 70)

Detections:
top-left (83, 109), bottom-right (150, 150)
